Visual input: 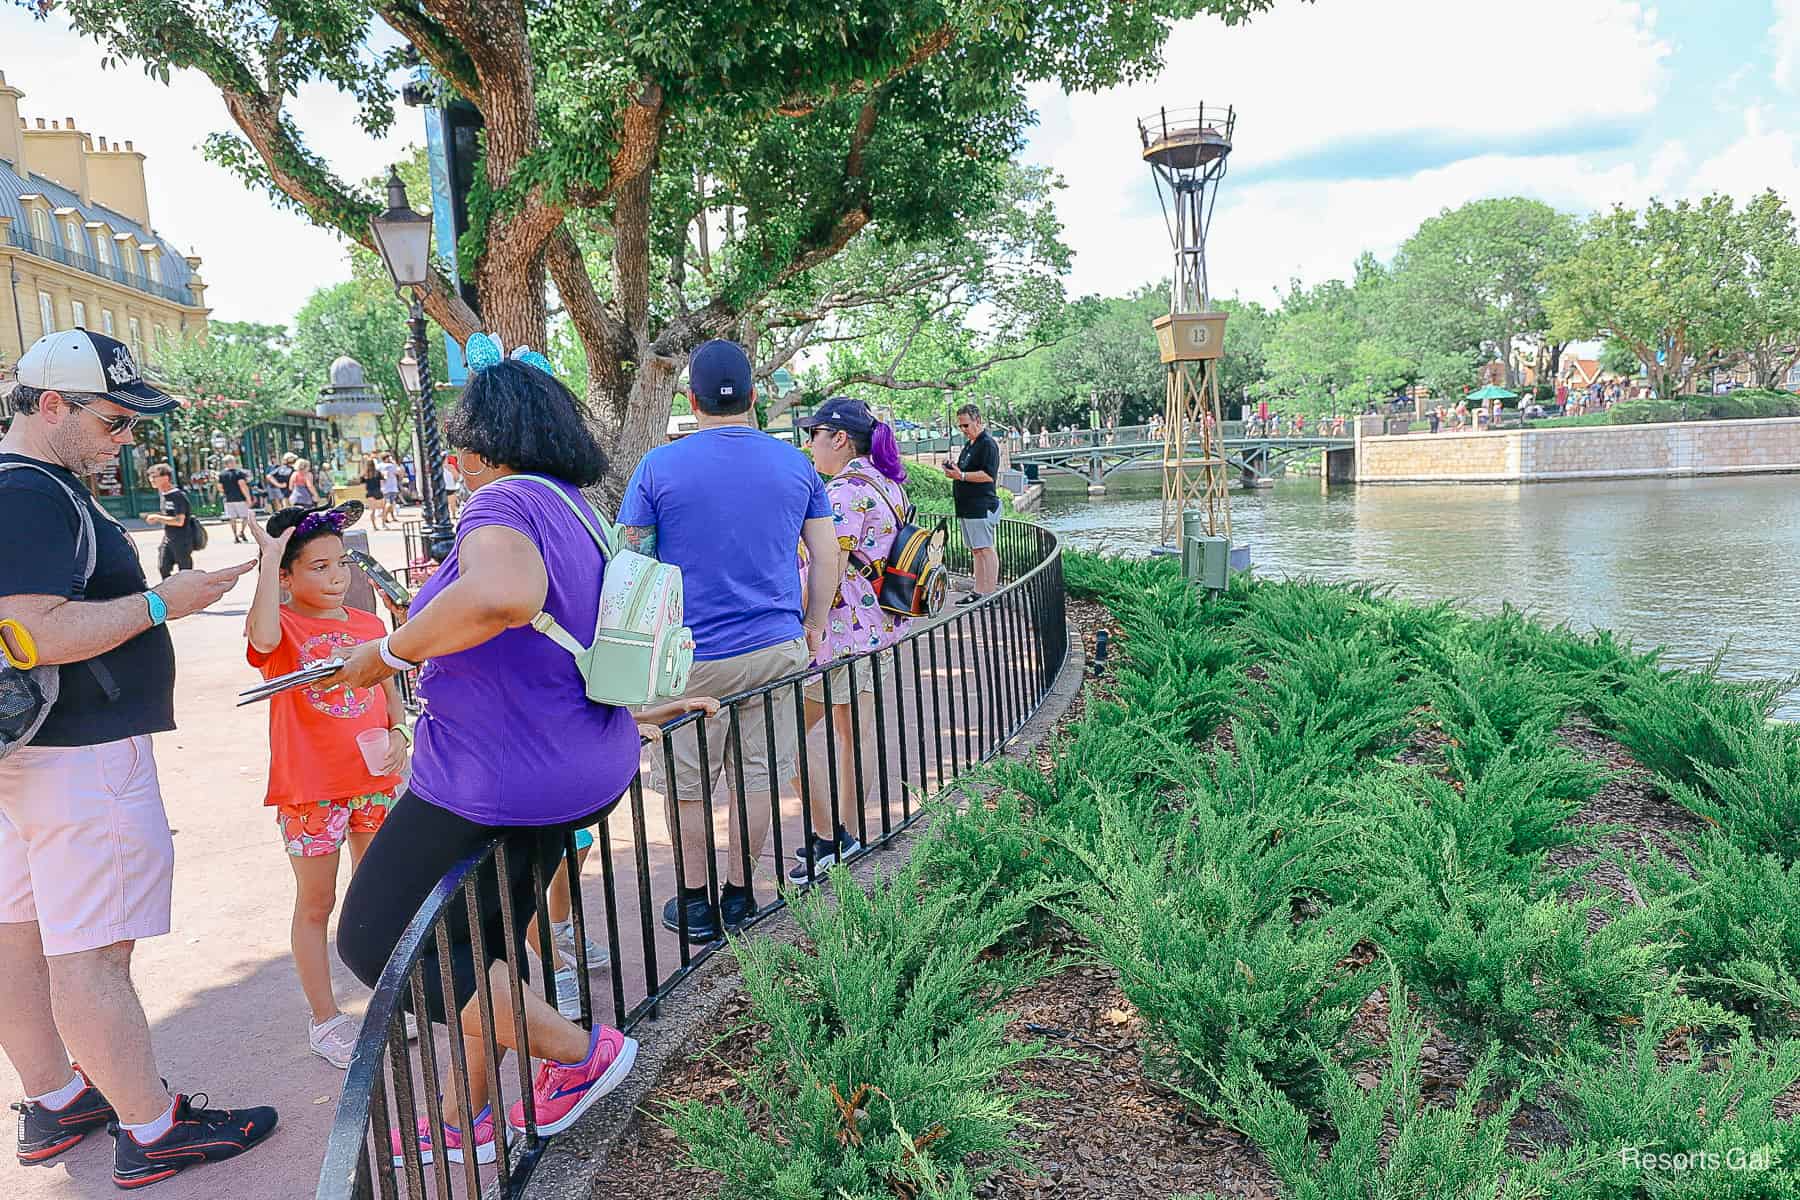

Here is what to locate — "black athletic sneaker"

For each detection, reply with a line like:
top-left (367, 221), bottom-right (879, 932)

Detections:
top-left (660, 892), bottom-right (720, 943)
top-left (718, 886), bottom-right (759, 933)
top-left (13, 1065), bottom-right (115, 1164)
top-left (111, 1094), bottom-right (277, 1190)
top-left (787, 829), bottom-right (862, 883)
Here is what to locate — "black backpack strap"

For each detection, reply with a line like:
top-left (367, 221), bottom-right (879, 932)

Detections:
top-left (838, 471), bottom-right (914, 579)
top-left (0, 462), bottom-right (122, 702)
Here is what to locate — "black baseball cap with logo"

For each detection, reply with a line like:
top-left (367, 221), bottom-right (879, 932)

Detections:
top-left (15, 328), bottom-right (177, 414)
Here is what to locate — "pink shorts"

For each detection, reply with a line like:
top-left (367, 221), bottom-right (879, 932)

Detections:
top-left (0, 736), bottom-right (176, 956)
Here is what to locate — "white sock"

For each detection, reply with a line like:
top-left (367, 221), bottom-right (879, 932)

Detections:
top-left (122, 1098), bottom-right (177, 1144)
top-left (27, 1072), bottom-right (84, 1110)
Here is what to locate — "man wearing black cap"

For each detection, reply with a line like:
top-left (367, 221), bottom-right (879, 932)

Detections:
top-left (618, 339), bottom-right (839, 941)
top-left (0, 330), bottom-right (276, 1186)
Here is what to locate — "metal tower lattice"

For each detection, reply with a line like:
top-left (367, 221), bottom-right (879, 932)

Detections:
top-left (1137, 103), bottom-right (1235, 547)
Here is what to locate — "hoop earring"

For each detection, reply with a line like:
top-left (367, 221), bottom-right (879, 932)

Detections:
top-left (461, 458), bottom-right (492, 479)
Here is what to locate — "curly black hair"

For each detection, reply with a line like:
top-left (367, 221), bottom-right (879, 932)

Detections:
top-left (266, 506), bottom-right (345, 571)
top-left (443, 360), bottom-right (607, 487)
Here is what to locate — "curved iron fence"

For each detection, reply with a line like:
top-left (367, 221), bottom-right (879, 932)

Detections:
top-left (318, 517), bottom-right (1068, 1200)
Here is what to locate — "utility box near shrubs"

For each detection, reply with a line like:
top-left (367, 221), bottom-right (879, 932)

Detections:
top-left (1180, 508), bottom-right (1233, 591)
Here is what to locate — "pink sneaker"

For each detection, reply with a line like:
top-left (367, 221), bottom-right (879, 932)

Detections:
top-left (506, 1025), bottom-right (637, 1137)
top-left (390, 1105), bottom-right (498, 1166)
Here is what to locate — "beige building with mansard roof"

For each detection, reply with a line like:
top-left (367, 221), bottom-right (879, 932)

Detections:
top-left (0, 65), bottom-right (210, 393)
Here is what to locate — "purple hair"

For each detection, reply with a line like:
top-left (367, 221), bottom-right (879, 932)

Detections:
top-left (868, 422), bottom-right (908, 484)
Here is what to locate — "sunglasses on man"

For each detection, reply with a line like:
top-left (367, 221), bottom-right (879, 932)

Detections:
top-left (63, 395), bottom-right (143, 436)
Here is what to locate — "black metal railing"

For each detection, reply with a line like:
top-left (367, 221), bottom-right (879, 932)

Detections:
top-left (318, 518), bottom-right (1068, 1200)
top-left (6, 227), bottom-right (198, 306)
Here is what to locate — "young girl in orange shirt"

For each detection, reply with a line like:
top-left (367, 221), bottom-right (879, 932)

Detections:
top-left (246, 502), bottom-right (407, 1068)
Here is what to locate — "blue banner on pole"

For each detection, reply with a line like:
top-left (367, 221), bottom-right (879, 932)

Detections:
top-left (423, 96), bottom-right (469, 386)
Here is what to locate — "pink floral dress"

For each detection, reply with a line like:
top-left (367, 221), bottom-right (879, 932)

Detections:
top-left (817, 458), bottom-right (912, 660)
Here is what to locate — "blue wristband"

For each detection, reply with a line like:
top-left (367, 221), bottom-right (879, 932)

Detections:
top-left (144, 590), bottom-right (167, 626)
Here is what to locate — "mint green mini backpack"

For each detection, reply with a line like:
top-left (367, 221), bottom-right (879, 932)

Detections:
top-left (502, 475), bottom-right (694, 706)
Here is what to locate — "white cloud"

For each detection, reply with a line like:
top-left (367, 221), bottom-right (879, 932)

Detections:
top-left (1775, 0), bottom-right (1800, 90)
top-left (1026, 0), bottom-right (1674, 301)
top-left (1, 13), bottom-right (416, 330)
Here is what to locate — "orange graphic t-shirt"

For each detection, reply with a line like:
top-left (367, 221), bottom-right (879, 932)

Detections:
top-left (247, 606), bottom-right (402, 807)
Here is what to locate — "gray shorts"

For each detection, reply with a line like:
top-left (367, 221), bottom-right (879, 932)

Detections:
top-left (223, 500), bottom-right (252, 521)
top-left (959, 510), bottom-right (1000, 550)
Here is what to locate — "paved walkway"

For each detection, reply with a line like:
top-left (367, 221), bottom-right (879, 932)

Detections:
top-left (3, 512), bottom-right (1043, 1200)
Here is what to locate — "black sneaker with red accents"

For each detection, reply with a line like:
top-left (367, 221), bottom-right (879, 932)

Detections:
top-left (110, 1094), bottom-right (277, 1190)
top-left (13, 1066), bottom-right (116, 1164)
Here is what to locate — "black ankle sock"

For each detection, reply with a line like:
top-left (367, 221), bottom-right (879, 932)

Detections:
top-left (721, 881), bottom-right (751, 900)
top-left (680, 885), bottom-right (711, 903)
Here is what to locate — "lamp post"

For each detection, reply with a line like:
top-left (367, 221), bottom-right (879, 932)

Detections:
top-left (370, 168), bottom-right (454, 562)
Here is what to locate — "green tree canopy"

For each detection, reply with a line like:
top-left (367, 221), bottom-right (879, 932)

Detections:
top-left (1386, 197), bottom-right (1577, 393)
top-left (40, 0), bottom-right (1279, 495)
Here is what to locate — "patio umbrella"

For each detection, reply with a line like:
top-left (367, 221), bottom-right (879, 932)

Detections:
top-left (1466, 385), bottom-right (1518, 402)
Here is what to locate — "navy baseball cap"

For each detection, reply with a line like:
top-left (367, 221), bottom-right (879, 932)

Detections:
top-left (16, 328), bottom-right (176, 414)
top-left (798, 395), bottom-right (876, 436)
top-left (687, 339), bottom-right (753, 407)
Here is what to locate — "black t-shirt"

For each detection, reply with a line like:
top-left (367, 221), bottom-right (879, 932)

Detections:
top-left (953, 431), bottom-right (1001, 518)
top-left (267, 464), bottom-right (293, 491)
top-left (0, 453), bottom-right (177, 746)
top-left (218, 468), bottom-right (250, 503)
top-left (159, 488), bottom-right (194, 545)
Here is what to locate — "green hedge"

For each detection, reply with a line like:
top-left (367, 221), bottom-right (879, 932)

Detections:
top-left (1607, 389), bottom-right (1800, 425)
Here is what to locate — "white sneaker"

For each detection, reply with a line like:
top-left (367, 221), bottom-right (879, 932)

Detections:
top-left (552, 919), bottom-right (608, 970)
top-left (553, 967), bottom-right (583, 1019)
top-left (309, 1013), bottom-right (360, 1069)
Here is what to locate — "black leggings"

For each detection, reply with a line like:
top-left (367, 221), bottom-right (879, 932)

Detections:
top-left (337, 790), bottom-right (611, 1025)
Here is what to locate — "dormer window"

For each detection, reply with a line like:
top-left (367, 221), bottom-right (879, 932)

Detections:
top-left (64, 219), bottom-right (83, 255)
top-left (30, 206), bottom-right (49, 242)
top-left (145, 252), bottom-right (160, 284)
top-left (92, 229), bottom-right (111, 268)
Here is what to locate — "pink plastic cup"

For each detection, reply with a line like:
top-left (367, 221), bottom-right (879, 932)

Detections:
top-left (356, 727), bottom-right (391, 775)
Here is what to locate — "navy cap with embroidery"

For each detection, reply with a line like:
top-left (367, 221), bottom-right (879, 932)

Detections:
top-left (16, 328), bottom-right (176, 414)
top-left (798, 395), bottom-right (876, 437)
top-left (686, 339), bottom-right (753, 408)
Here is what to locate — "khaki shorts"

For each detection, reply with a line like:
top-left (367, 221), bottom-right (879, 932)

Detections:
top-left (223, 500), bottom-right (253, 521)
top-left (655, 638), bottom-right (809, 801)
top-left (803, 646), bottom-right (896, 705)
top-left (0, 736), bottom-right (176, 956)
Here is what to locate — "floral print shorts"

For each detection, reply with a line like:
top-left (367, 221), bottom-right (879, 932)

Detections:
top-left (276, 791), bottom-right (395, 858)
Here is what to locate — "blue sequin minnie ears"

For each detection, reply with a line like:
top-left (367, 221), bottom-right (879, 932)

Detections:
top-left (465, 331), bottom-right (555, 378)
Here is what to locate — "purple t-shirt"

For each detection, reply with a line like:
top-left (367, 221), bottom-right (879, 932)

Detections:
top-left (406, 475), bottom-right (641, 827)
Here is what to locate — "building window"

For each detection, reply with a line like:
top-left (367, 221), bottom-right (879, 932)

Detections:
top-left (64, 219), bottom-right (83, 254)
top-left (71, 299), bottom-right (86, 329)
top-left (146, 254), bottom-right (160, 284)
top-left (31, 207), bottom-right (49, 242)
top-left (128, 316), bottom-right (142, 361)
top-left (102, 308), bottom-right (115, 336)
top-left (38, 291), bottom-right (55, 335)
top-left (93, 232), bottom-right (111, 268)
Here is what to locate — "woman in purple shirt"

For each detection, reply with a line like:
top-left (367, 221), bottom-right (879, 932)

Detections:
top-left (329, 359), bottom-right (707, 1161)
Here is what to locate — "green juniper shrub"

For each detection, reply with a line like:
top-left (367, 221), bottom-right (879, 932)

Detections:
top-left (1063, 790), bottom-right (1382, 1107)
top-left (664, 862), bottom-right (1057, 1198)
top-left (1533, 983), bottom-right (1800, 1200)
top-left (1344, 756), bottom-right (1601, 900)
top-left (1640, 832), bottom-right (1800, 1031)
top-left (1425, 644), bottom-right (1568, 777)
top-left (1597, 657), bottom-right (1787, 786)
top-left (1231, 633), bottom-right (1421, 779)
top-left (1190, 974), bottom-right (1546, 1200)
top-left (913, 790), bottom-right (1074, 944)
top-left (1380, 870), bottom-right (1672, 1065)
top-left (1661, 722), bottom-right (1800, 863)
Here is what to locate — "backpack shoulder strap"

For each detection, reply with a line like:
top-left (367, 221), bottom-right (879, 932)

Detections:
top-left (841, 471), bottom-right (914, 529)
top-left (0, 461), bottom-right (98, 597)
top-left (490, 474), bottom-right (621, 560)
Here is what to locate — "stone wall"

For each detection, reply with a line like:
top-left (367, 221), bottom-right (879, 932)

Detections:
top-left (1355, 417), bottom-right (1800, 484)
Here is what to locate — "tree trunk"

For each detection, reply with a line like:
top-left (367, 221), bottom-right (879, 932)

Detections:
top-left (594, 351), bottom-right (683, 509)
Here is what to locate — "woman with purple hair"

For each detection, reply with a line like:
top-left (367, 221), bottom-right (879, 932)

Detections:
top-left (787, 396), bottom-right (914, 879)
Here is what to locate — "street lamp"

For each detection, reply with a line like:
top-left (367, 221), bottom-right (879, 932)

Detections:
top-left (370, 167), bottom-right (453, 562)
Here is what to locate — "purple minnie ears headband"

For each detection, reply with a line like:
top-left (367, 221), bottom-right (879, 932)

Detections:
top-left (293, 501), bottom-right (364, 539)
top-left (465, 332), bottom-right (554, 378)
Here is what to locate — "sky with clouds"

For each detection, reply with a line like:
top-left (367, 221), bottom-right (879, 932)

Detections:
top-left (3, 0), bottom-right (1797, 328)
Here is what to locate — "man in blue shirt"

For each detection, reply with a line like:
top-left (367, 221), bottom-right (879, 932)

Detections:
top-left (618, 339), bottom-right (838, 940)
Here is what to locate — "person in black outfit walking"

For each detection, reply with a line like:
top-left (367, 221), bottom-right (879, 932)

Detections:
top-left (943, 403), bottom-right (1002, 602)
top-left (216, 455), bottom-right (253, 543)
top-left (141, 464), bottom-right (196, 579)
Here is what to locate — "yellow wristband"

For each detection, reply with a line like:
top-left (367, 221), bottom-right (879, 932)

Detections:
top-left (389, 724), bottom-right (412, 746)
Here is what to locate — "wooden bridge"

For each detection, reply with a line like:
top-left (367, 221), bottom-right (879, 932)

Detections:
top-left (999, 423), bottom-right (1357, 489)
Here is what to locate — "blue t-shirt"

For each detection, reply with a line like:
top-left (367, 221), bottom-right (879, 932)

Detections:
top-left (617, 426), bottom-right (831, 660)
